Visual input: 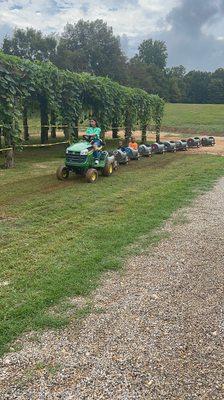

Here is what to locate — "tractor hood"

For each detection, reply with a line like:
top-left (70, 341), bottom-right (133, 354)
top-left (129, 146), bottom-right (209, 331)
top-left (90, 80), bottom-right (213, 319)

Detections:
top-left (66, 141), bottom-right (92, 153)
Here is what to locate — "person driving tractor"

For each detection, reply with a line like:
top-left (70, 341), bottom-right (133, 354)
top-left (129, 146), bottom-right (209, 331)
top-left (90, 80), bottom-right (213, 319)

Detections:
top-left (84, 118), bottom-right (103, 165)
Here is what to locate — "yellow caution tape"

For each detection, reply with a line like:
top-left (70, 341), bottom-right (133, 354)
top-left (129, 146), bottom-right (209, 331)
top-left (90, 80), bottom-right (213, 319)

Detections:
top-left (0, 124), bottom-right (144, 130)
top-left (0, 141), bottom-right (69, 152)
top-left (0, 147), bottom-right (13, 152)
top-left (22, 141), bottom-right (69, 148)
top-left (41, 125), bottom-right (68, 128)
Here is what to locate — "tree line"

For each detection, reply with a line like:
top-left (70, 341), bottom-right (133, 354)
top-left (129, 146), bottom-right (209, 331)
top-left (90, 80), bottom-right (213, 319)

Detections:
top-left (2, 20), bottom-right (224, 104)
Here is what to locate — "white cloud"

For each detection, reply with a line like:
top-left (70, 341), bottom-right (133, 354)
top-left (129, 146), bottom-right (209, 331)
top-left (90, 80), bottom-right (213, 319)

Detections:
top-left (1, 0), bottom-right (224, 69)
top-left (0, 0), bottom-right (176, 39)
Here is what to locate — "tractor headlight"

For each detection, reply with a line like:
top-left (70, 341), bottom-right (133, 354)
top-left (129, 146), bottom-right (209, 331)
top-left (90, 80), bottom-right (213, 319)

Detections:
top-left (80, 149), bottom-right (88, 155)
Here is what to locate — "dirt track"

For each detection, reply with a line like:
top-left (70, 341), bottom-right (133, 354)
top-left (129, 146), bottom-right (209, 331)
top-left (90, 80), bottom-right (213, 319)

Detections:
top-left (146, 133), bottom-right (224, 156)
top-left (159, 134), bottom-right (224, 156)
top-left (105, 130), bottom-right (224, 156)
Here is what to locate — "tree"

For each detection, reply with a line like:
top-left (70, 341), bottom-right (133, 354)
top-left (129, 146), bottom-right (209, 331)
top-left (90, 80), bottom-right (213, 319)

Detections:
top-left (167, 66), bottom-right (186, 103)
top-left (2, 28), bottom-right (57, 62)
top-left (127, 39), bottom-right (168, 98)
top-left (208, 69), bottom-right (224, 103)
top-left (55, 19), bottom-right (128, 83)
top-left (54, 48), bottom-right (87, 73)
top-left (138, 39), bottom-right (168, 69)
top-left (168, 65), bottom-right (186, 79)
top-left (184, 71), bottom-right (211, 103)
top-left (128, 56), bottom-right (169, 99)
top-left (128, 56), bottom-right (154, 92)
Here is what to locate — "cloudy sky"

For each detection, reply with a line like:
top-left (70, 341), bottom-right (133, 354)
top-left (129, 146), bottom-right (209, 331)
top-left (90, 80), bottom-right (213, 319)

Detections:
top-left (1, 0), bottom-right (224, 70)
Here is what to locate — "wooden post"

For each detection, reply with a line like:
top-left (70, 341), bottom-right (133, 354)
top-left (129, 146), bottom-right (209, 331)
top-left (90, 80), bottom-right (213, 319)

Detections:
top-left (40, 97), bottom-right (49, 144)
top-left (63, 126), bottom-right (69, 140)
top-left (23, 105), bottom-right (29, 141)
top-left (0, 126), bottom-right (2, 148)
top-left (124, 113), bottom-right (132, 145)
top-left (112, 120), bottom-right (119, 139)
top-left (4, 149), bottom-right (14, 168)
top-left (71, 117), bottom-right (79, 141)
top-left (3, 126), bottom-right (14, 168)
top-left (50, 110), bottom-right (56, 139)
top-left (101, 129), bottom-right (105, 140)
top-left (141, 125), bottom-right (147, 143)
top-left (112, 128), bottom-right (119, 139)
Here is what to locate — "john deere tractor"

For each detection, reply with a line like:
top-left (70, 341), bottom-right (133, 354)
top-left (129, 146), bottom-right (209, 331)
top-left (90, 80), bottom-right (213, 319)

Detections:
top-left (56, 135), bottom-right (117, 183)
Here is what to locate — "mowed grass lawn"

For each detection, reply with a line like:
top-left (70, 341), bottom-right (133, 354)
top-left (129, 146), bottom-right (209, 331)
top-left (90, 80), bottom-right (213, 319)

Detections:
top-left (19, 103), bottom-right (224, 143)
top-left (1, 145), bottom-right (224, 355)
top-left (162, 103), bottom-right (224, 135)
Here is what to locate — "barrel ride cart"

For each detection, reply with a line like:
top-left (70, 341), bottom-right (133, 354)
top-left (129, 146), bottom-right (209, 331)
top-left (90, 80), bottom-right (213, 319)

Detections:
top-left (113, 149), bottom-right (129, 165)
top-left (161, 141), bottom-right (176, 153)
top-left (187, 137), bottom-right (201, 148)
top-left (175, 140), bottom-right (188, 151)
top-left (122, 147), bottom-right (139, 160)
top-left (151, 142), bottom-right (165, 154)
top-left (201, 136), bottom-right (215, 147)
top-left (138, 144), bottom-right (152, 157)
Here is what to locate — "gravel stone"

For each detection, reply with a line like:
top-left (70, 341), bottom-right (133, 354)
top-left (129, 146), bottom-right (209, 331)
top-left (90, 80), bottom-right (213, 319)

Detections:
top-left (1, 178), bottom-right (224, 399)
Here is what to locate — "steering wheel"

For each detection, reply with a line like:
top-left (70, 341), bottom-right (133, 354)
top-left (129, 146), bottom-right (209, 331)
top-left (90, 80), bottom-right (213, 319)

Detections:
top-left (83, 134), bottom-right (95, 142)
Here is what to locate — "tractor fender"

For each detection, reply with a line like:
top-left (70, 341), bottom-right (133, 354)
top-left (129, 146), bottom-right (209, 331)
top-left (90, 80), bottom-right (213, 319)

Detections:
top-left (107, 155), bottom-right (115, 164)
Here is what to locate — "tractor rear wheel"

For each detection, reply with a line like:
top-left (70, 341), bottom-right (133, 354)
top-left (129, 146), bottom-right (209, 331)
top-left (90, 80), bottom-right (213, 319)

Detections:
top-left (56, 165), bottom-right (69, 180)
top-left (86, 168), bottom-right (98, 183)
top-left (102, 163), bottom-right (113, 176)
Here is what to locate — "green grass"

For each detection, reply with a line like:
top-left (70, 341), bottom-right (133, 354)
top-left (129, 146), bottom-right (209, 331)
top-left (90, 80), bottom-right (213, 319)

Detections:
top-left (1, 146), bottom-right (224, 356)
top-left (17, 104), bottom-right (224, 145)
top-left (162, 103), bottom-right (224, 135)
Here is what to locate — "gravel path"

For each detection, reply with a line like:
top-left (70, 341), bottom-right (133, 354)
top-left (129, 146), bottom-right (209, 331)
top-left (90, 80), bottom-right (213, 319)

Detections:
top-left (1, 179), bottom-right (224, 399)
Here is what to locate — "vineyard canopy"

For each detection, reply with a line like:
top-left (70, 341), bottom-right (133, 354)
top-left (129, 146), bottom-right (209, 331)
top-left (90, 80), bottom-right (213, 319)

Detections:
top-left (0, 51), bottom-right (165, 147)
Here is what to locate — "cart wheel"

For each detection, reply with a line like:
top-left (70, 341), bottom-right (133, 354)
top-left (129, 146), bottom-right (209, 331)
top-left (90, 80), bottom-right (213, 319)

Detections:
top-left (102, 163), bottom-right (113, 176)
top-left (123, 155), bottom-right (128, 164)
top-left (113, 160), bottom-right (119, 171)
top-left (86, 168), bottom-right (98, 183)
top-left (56, 165), bottom-right (69, 180)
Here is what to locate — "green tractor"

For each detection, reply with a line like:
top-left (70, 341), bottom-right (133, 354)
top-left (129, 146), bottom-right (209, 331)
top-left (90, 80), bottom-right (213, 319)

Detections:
top-left (56, 135), bottom-right (117, 183)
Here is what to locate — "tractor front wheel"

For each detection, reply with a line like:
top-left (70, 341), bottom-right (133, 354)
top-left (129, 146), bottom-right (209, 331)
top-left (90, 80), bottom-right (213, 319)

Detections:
top-left (56, 165), bottom-right (69, 180)
top-left (86, 168), bottom-right (98, 183)
top-left (102, 163), bottom-right (113, 177)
